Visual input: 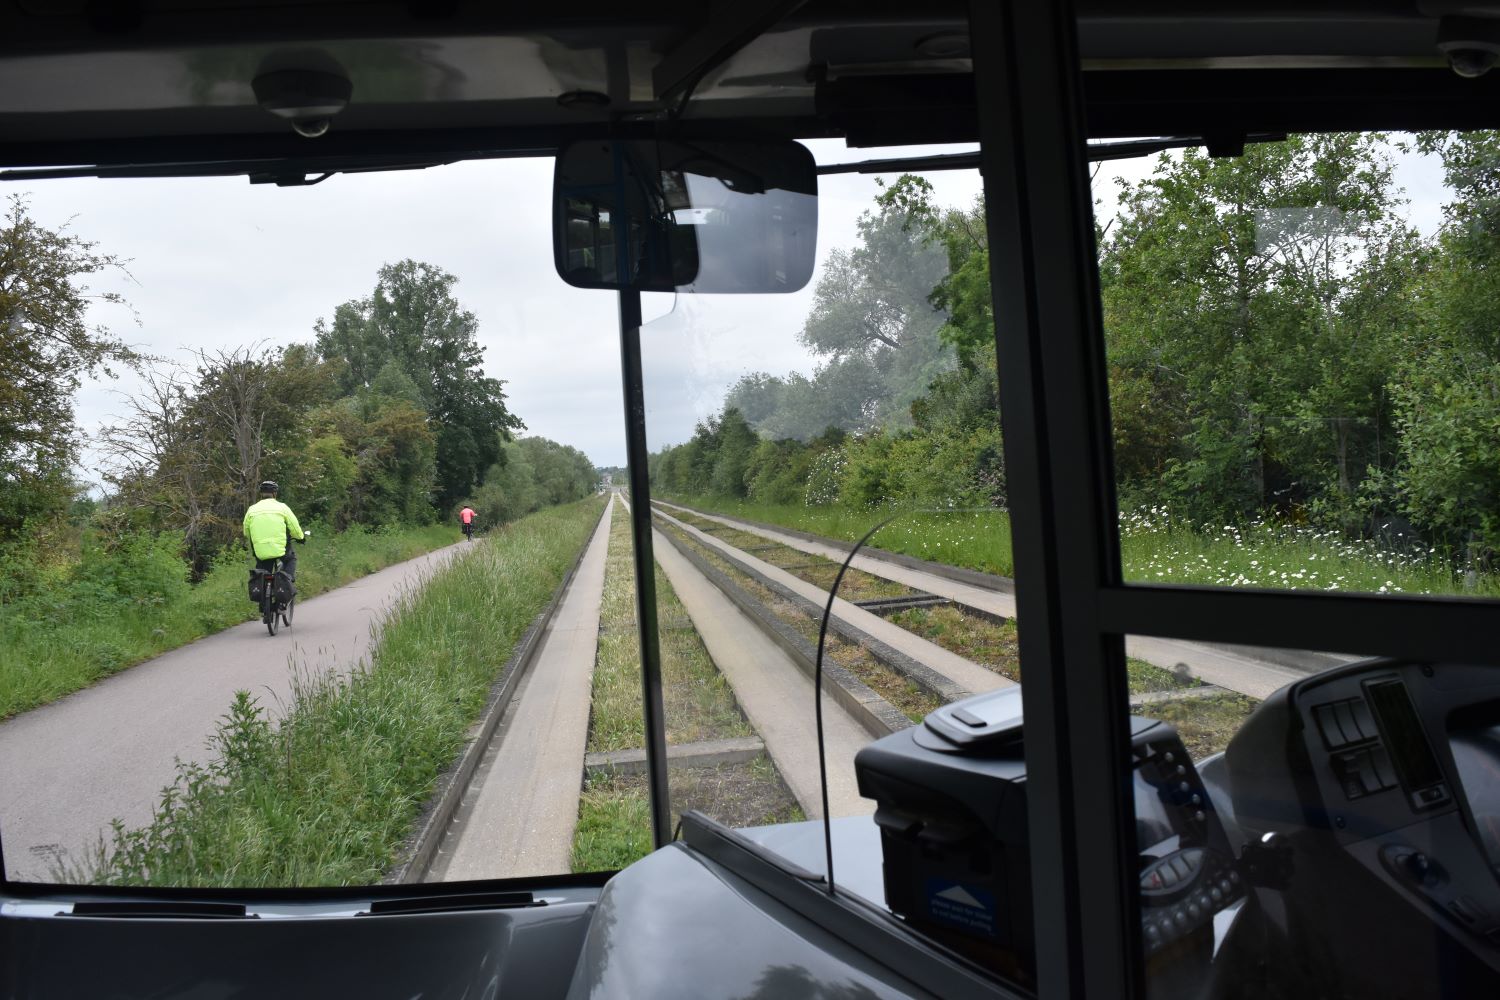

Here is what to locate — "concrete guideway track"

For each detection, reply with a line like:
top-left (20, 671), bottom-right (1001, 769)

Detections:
top-left (431, 490), bottom-right (873, 881)
top-left (0, 542), bottom-right (467, 882)
top-left (651, 505), bottom-right (1009, 698)
top-left (432, 496), bottom-right (614, 881)
top-left (654, 501), bottom-right (1354, 699)
top-left (634, 500), bottom-right (874, 819)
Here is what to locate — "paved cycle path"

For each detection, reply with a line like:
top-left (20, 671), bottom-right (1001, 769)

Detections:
top-left (0, 542), bottom-right (466, 882)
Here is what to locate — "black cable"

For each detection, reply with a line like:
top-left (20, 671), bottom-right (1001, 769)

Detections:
top-left (812, 505), bottom-right (1004, 898)
top-left (813, 510), bottom-right (905, 897)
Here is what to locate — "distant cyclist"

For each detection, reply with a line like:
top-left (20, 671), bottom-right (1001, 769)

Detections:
top-left (244, 480), bottom-right (307, 584)
top-left (459, 504), bottom-right (477, 541)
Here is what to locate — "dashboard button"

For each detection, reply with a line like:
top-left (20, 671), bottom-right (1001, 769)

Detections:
top-left (1315, 704), bottom-right (1347, 749)
top-left (1371, 747), bottom-right (1398, 790)
top-left (1350, 698), bottom-right (1377, 740)
top-left (1187, 903), bottom-right (1202, 919)
top-left (1210, 888), bottom-right (1224, 903)
top-left (1334, 702), bottom-right (1361, 744)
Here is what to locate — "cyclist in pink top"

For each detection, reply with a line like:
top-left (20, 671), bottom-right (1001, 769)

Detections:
top-left (459, 505), bottom-right (477, 541)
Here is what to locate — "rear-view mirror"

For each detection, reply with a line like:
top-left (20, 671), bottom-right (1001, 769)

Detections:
top-left (553, 138), bottom-right (818, 293)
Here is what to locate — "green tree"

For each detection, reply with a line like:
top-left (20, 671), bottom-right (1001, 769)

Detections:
top-left (0, 194), bottom-right (136, 542)
top-left (1099, 134), bottom-right (1415, 522)
top-left (1385, 131), bottom-right (1500, 559)
top-left (314, 260), bottom-right (523, 509)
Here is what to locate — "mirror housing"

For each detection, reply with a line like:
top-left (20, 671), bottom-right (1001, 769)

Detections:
top-left (553, 138), bottom-right (818, 293)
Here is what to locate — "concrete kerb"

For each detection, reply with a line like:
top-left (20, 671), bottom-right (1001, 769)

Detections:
top-left (653, 499), bottom-right (1016, 595)
top-left (653, 507), bottom-right (973, 707)
top-left (583, 736), bottom-right (767, 778)
top-left (651, 514), bottom-right (917, 739)
top-left (383, 500), bottom-right (611, 885)
top-left (1127, 684), bottom-right (1226, 708)
top-left (1201, 642), bottom-right (1355, 674)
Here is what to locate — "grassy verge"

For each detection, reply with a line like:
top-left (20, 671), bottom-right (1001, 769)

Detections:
top-left (1144, 692), bottom-right (1261, 759)
top-left (589, 502), bottom-right (752, 752)
top-left (68, 498), bottom-right (606, 888)
top-left (1118, 508), bottom-right (1500, 597)
top-left (0, 522), bottom-right (459, 720)
top-left (572, 756), bottom-right (803, 873)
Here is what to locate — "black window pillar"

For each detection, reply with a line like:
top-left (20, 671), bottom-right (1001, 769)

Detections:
top-left (617, 287), bottom-right (673, 850)
top-left (969, 2), bottom-right (1139, 997)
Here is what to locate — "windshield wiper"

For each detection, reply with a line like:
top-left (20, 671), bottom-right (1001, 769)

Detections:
top-left (362, 889), bottom-right (542, 916)
top-left (65, 901), bottom-right (254, 919)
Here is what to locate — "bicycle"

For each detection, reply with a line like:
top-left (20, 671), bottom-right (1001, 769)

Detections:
top-left (255, 531), bottom-right (309, 637)
top-left (257, 559), bottom-right (292, 636)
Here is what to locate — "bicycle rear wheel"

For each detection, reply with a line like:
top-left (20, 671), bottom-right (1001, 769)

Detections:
top-left (265, 591), bottom-right (279, 636)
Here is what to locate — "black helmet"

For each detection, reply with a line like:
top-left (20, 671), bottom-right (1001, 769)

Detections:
top-left (259, 480), bottom-right (279, 494)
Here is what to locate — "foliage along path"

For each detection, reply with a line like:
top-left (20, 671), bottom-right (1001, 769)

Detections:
top-left (0, 541), bottom-right (466, 882)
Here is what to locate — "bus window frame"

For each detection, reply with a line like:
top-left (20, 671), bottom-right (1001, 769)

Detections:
top-left (968, 4), bottom-right (1500, 1000)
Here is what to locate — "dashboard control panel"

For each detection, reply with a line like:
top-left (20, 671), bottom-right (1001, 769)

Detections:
top-left (1133, 734), bottom-right (1244, 956)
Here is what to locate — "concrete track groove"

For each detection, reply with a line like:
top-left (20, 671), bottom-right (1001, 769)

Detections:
top-left (432, 496), bottom-right (615, 881)
top-left (1, 542), bottom-right (467, 882)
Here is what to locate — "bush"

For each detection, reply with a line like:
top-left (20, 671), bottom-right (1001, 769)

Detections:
top-left (803, 446), bottom-right (847, 506)
top-left (745, 439), bottom-right (816, 505)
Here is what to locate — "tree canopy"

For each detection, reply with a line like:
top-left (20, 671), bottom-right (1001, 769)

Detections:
top-left (0, 194), bottom-right (136, 541)
top-left (314, 260), bottom-right (523, 509)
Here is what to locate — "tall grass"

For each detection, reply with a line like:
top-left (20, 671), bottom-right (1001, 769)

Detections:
top-left (0, 523), bottom-right (460, 720)
top-left (1117, 506), bottom-right (1500, 597)
top-left (69, 497), bottom-right (605, 887)
top-left (589, 501), bottom-right (751, 752)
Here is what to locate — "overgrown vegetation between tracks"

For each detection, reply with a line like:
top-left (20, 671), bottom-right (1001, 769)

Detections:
top-left (655, 512), bottom-right (942, 720)
top-left (572, 759), bottom-right (804, 873)
top-left (662, 505), bottom-right (1194, 697)
top-left (66, 497), bottom-right (605, 888)
top-left (572, 500), bottom-right (801, 872)
top-left (0, 522), bottom-right (458, 720)
top-left (588, 502), bottom-right (752, 752)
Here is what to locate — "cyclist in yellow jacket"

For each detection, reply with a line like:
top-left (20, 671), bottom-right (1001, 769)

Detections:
top-left (243, 480), bottom-right (307, 582)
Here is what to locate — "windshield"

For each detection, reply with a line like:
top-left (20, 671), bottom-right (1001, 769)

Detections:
top-left (0, 142), bottom-right (1007, 889)
top-left (7, 130), bottom-right (1497, 909)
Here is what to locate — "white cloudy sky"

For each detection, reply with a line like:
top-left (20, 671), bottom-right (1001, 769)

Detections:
top-left (13, 135), bottom-right (1447, 476)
